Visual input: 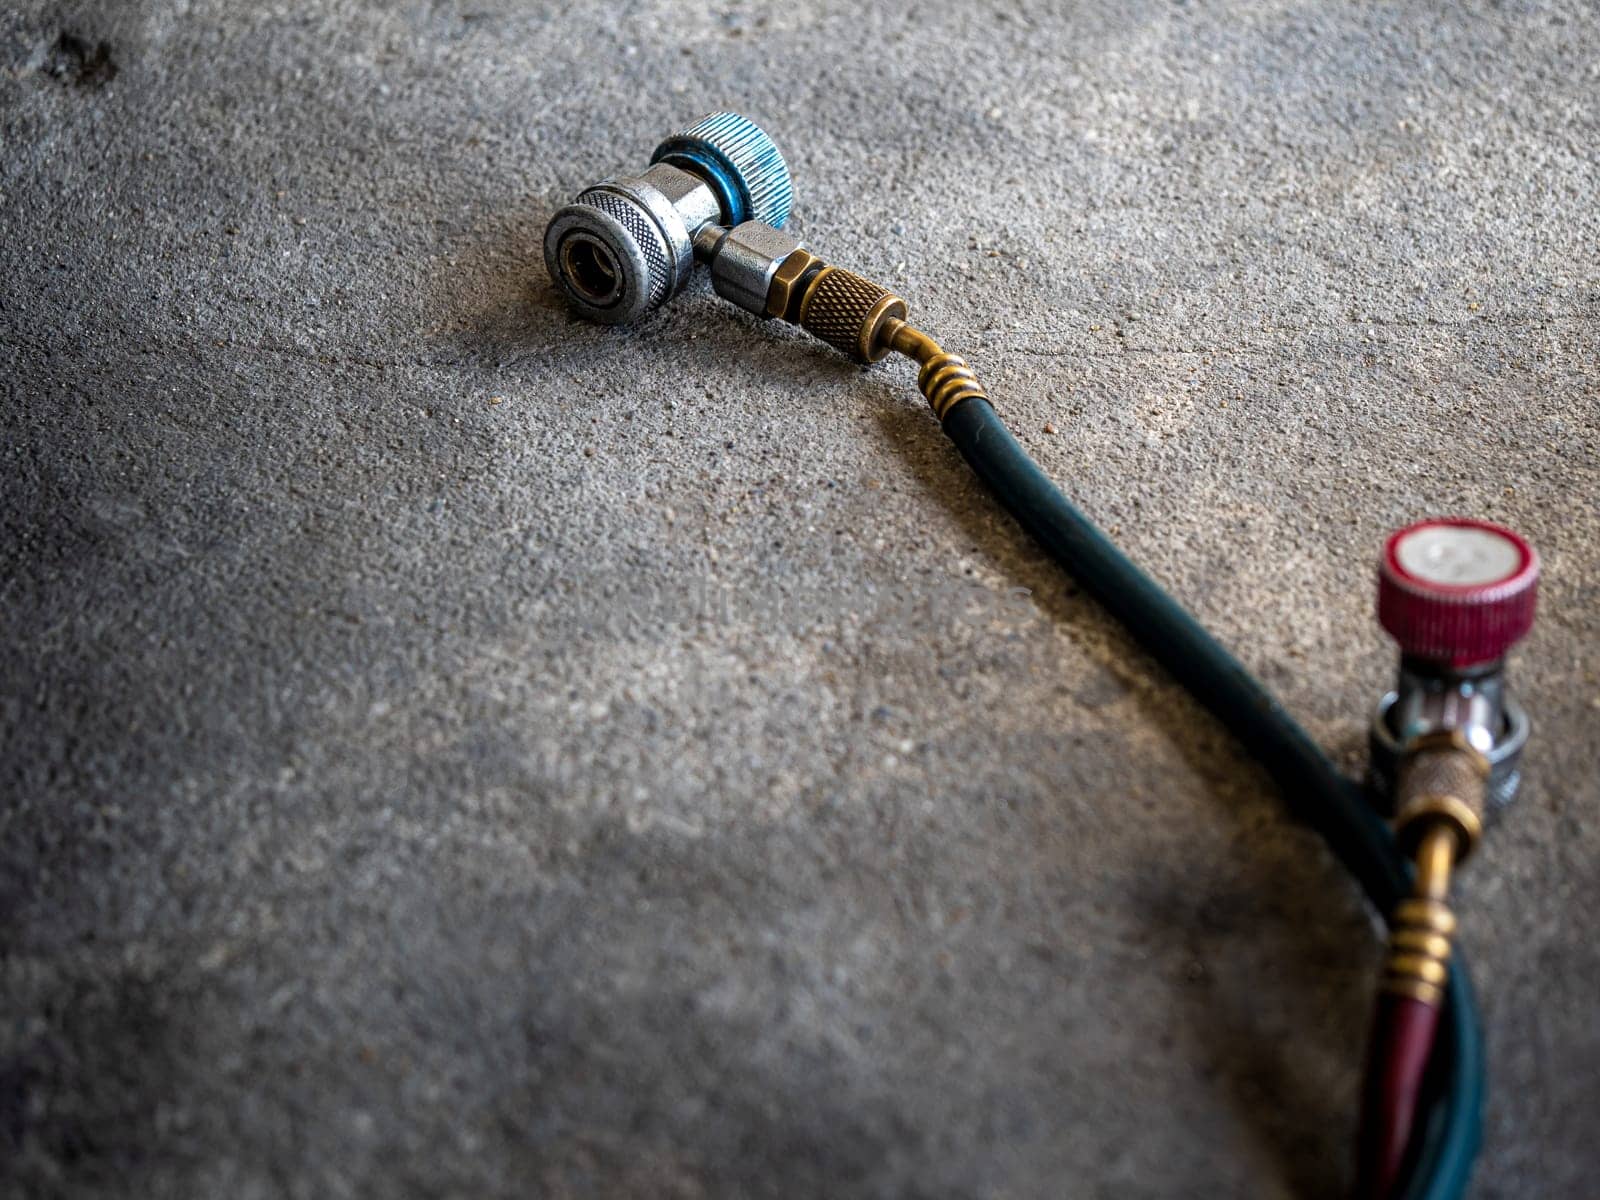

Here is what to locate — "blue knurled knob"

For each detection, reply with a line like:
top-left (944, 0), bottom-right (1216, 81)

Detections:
top-left (651, 111), bottom-right (794, 230)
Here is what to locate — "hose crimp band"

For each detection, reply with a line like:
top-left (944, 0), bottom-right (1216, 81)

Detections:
top-left (918, 352), bottom-right (988, 420)
top-left (1382, 898), bottom-right (1457, 1006)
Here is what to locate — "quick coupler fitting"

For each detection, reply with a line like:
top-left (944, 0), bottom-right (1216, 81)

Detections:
top-left (544, 112), bottom-right (792, 324)
top-left (1363, 516), bottom-right (1539, 1001)
top-left (544, 111), bottom-right (989, 421)
top-left (1356, 517), bottom-right (1539, 1198)
top-left (1367, 518), bottom-right (1539, 819)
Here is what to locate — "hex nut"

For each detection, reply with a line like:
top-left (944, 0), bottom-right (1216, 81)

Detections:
top-left (766, 248), bottom-right (824, 319)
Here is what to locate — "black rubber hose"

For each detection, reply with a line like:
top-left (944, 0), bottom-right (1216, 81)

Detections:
top-left (940, 398), bottom-right (1482, 1200)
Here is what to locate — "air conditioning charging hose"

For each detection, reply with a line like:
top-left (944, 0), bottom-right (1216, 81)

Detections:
top-left (937, 376), bottom-right (1484, 1200)
top-left (795, 283), bottom-right (1485, 1200)
top-left (541, 112), bottom-right (1485, 1199)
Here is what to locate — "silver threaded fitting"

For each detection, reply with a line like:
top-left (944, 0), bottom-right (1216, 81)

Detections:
top-left (696, 220), bottom-right (802, 317)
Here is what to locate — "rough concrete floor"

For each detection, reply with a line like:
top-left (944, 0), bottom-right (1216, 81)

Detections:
top-left (2, 2), bottom-right (1597, 1196)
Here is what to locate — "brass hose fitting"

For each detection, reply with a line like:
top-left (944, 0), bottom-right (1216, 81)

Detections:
top-left (1358, 517), bottom-right (1536, 1197)
top-left (1357, 733), bottom-right (1490, 1196)
top-left (1383, 830), bottom-right (1459, 1006)
top-left (1353, 734), bottom-right (1486, 1197)
top-left (768, 250), bottom-right (907, 363)
top-left (1393, 730), bottom-right (1488, 863)
top-left (766, 250), bottom-right (990, 417)
top-left (880, 317), bottom-right (988, 419)
top-left (917, 349), bottom-right (988, 419)
top-left (796, 265), bottom-right (906, 363)
top-left (1382, 731), bottom-right (1488, 1006)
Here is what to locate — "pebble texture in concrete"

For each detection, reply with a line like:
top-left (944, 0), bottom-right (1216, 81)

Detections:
top-left (3, 2), bottom-right (1597, 1197)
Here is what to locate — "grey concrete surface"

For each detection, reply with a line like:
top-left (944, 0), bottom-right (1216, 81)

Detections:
top-left (2, 2), bottom-right (1597, 1196)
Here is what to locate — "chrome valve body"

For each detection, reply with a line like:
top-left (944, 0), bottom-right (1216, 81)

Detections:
top-left (543, 163), bottom-right (720, 324)
top-left (1369, 661), bottom-right (1530, 818)
top-left (544, 112), bottom-right (793, 325)
top-left (1367, 519), bottom-right (1539, 820)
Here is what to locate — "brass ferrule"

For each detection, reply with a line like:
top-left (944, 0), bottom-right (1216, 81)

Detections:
top-left (1381, 827), bottom-right (1459, 1007)
top-left (880, 316), bottom-right (990, 418)
top-left (1377, 732), bottom-right (1492, 1008)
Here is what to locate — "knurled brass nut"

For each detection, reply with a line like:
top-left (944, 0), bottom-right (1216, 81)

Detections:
top-left (766, 247), bottom-right (822, 319)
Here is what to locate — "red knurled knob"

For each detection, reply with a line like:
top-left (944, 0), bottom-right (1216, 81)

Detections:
top-left (1377, 518), bottom-right (1539, 667)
